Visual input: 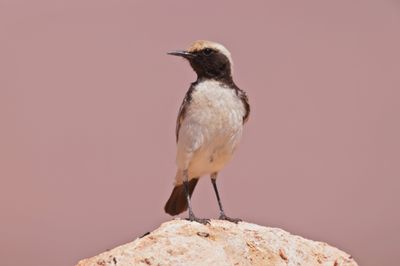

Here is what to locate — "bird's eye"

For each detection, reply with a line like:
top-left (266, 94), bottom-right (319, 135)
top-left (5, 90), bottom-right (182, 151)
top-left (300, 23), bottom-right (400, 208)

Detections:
top-left (202, 48), bottom-right (214, 56)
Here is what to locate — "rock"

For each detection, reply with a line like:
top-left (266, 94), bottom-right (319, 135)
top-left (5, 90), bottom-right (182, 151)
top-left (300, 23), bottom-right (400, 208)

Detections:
top-left (76, 219), bottom-right (358, 266)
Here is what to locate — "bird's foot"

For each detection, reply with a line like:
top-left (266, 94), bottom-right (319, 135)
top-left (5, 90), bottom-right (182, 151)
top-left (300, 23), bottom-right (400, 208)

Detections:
top-left (187, 213), bottom-right (210, 225)
top-left (219, 214), bottom-right (242, 224)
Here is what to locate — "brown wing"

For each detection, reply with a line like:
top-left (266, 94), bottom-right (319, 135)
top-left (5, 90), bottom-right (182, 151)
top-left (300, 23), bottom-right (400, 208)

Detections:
top-left (234, 85), bottom-right (250, 124)
top-left (239, 89), bottom-right (250, 123)
top-left (176, 84), bottom-right (196, 142)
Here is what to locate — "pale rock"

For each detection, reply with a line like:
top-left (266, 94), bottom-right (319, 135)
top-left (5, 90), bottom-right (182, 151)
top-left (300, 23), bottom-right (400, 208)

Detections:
top-left (77, 219), bottom-right (358, 266)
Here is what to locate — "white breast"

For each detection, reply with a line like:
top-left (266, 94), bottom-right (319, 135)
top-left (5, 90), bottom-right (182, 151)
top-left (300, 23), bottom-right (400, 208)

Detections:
top-left (176, 80), bottom-right (245, 181)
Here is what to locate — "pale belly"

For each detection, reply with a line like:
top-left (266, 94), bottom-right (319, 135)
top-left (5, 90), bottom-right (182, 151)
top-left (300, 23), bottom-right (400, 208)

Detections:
top-left (187, 129), bottom-right (243, 177)
top-left (176, 80), bottom-right (245, 180)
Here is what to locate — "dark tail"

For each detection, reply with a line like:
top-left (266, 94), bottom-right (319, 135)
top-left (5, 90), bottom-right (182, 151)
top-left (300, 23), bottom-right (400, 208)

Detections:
top-left (164, 178), bottom-right (199, 216)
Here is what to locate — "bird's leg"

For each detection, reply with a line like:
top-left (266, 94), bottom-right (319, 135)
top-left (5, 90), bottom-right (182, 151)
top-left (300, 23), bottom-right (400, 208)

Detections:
top-left (211, 173), bottom-right (242, 223)
top-left (183, 170), bottom-right (209, 225)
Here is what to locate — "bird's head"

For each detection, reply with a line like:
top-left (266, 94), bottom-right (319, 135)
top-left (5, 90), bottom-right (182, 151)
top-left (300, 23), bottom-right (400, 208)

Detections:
top-left (168, 40), bottom-right (233, 81)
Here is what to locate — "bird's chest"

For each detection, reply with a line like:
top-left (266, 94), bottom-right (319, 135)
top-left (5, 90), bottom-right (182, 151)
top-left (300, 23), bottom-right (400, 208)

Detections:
top-left (186, 81), bottom-right (245, 134)
top-left (179, 81), bottom-right (245, 175)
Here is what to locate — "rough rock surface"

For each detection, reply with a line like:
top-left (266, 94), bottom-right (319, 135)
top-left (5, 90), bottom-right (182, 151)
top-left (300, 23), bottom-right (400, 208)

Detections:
top-left (77, 219), bottom-right (358, 266)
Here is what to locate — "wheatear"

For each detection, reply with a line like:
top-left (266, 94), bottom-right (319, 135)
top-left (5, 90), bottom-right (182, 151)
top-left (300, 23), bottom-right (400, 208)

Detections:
top-left (165, 40), bottom-right (250, 224)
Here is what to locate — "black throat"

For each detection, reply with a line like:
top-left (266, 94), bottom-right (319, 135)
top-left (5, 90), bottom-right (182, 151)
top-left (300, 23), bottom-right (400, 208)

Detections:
top-left (189, 52), bottom-right (233, 85)
top-left (192, 63), bottom-right (233, 84)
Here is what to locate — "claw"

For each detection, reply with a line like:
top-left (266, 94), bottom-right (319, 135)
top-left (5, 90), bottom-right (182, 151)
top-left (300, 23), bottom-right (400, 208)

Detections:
top-left (219, 214), bottom-right (241, 224)
top-left (187, 214), bottom-right (210, 225)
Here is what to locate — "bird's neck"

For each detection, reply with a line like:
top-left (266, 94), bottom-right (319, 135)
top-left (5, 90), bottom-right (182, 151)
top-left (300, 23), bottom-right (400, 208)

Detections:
top-left (196, 74), bottom-right (234, 87)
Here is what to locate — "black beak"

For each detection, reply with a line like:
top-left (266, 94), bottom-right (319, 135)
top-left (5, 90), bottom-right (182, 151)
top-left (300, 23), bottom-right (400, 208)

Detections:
top-left (167, 50), bottom-right (195, 59)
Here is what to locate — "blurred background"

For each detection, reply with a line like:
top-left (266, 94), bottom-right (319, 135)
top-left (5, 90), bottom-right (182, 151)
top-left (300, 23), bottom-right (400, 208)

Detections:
top-left (1, 1), bottom-right (399, 265)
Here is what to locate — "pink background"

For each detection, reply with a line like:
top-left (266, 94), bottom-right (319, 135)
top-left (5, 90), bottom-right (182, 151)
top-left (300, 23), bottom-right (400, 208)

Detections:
top-left (1, 1), bottom-right (399, 265)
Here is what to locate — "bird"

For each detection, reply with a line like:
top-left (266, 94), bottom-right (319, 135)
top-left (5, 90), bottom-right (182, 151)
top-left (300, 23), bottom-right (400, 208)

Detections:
top-left (164, 40), bottom-right (250, 224)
